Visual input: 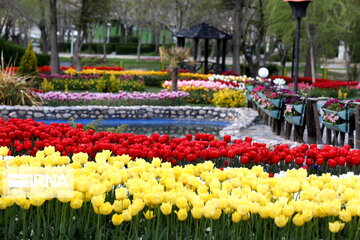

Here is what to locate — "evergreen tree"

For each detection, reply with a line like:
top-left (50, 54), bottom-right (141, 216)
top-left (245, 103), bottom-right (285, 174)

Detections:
top-left (18, 41), bottom-right (38, 76)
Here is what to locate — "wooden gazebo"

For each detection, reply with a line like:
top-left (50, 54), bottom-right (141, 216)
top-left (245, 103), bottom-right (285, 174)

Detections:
top-left (176, 22), bottom-right (232, 74)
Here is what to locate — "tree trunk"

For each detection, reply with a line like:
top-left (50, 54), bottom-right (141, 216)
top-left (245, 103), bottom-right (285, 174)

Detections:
top-left (171, 67), bottom-right (179, 91)
top-left (3, 17), bottom-right (13, 40)
top-left (305, 24), bottom-right (316, 82)
top-left (73, 31), bottom-right (83, 71)
top-left (103, 24), bottom-right (107, 59)
top-left (136, 32), bottom-right (142, 61)
top-left (50, 0), bottom-right (60, 74)
top-left (232, 0), bottom-right (242, 74)
top-left (209, 39), bottom-right (217, 59)
top-left (39, 21), bottom-right (48, 54)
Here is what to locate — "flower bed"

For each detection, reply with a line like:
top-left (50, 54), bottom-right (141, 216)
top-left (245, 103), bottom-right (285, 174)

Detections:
top-left (0, 147), bottom-right (360, 238)
top-left (34, 90), bottom-right (189, 106)
top-left (0, 118), bottom-right (360, 174)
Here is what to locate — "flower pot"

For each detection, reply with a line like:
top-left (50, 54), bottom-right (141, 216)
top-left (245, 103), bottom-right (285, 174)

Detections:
top-left (284, 115), bottom-right (304, 126)
top-left (322, 108), bottom-right (355, 121)
top-left (293, 104), bottom-right (306, 114)
top-left (245, 85), bottom-right (254, 92)
top-left (323, 121), bottom-right (349, 133)
top-left (257, 92), bottom-right (264, 98)
top-left (269, 98), bottom-right (283, 108)
top-left (263, 109), bottom-right (281, 119)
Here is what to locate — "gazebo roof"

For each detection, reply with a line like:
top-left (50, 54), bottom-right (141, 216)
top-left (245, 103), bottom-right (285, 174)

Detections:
top-left (176, 22), bottom-right (232, 40)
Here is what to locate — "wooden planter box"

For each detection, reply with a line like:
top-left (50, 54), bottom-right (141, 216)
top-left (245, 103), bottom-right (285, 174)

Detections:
top-left (323, 121), bottom-right (349, 133)
top-left (284, 115), bottom-right (304, 126)
top-left (263, 109), bottom-right (282, 120)
top-left (322, 108), bottom-right (354, 121)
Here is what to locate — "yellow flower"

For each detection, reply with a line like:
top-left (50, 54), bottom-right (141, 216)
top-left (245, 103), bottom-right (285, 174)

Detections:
top-left (70, 198), bottom-right (83, 209)
top-left (30, 197), bottom-right (46, 207)
top-left (122, 210), bottom-right (132, 221)
top-left (0, 146), bottom-right (9, 157)
top-left (115, 188), bottom-right (127, 200)
top-left (99, 202), bottom-right (113, 215)
top-left (329, 221), bottom-right (345, 233)
top-left (112, 214), bottom-right (124, 226)
top-left (274, 215), bottom-right (288, 228)
top-left (191, 207), bottom-right (203, 219)
top-left (176, 208), bottom-right (188, 221)
top-left (339, 210), bottom-right (352, 222)
top-left (91, 195), bottom-right (105, 208)
top-left (292, 214), bottom-right (304, 226)
top-left (176, 196), bottom-right (188, 209)
top-left (160, 202), bottom-right (172, 215)
top-left (143, 210), bottom-right (154, 220)
top-left (232, 211), bottom-right (241, 223)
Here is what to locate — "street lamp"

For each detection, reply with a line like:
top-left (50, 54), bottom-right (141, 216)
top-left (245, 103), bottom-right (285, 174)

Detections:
top-left (284, 0), bottom-right (313, 93)
top-left (107, 23), bottom-right (112, 44)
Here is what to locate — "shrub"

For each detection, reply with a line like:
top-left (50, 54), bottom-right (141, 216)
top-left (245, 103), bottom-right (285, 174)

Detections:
top-left (187, 89), bottom-right (214, 104)
top-left (0, 38), bottom-right (49, 66)
top-left (118, 79), bottom-right (145, 92)
top-left (212, 89), bottom-right (247, 108)
top-left (18, 41), bottom-right (38, 76)
top-left (0, 68), bottom-right (38, 105)
top-left (142, 74), bottom-right (169, 87)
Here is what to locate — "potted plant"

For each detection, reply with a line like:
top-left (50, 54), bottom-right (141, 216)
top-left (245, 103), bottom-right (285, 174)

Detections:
top-left (284, 104), bottom-right (305, 126)
top-left (321, 99), bottom-right (356, 121)
top-left (285, 96), bottom-right (306, 114)
top-left (260, 98), bottom-right (282, 119)
top-left (322, 112), bottom-right (349, 133)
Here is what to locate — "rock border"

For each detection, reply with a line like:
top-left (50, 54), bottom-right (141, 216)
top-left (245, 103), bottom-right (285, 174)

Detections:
top-left (0, 106), bottom-right (259, 137)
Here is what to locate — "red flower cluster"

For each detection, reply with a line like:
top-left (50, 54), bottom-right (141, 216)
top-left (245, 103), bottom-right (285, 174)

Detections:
top-left (221, 70), bottom-right (239, 76)
top-left (1, 118), bottom-right (359, 174)
top-left (270, 76), bottom-right (358, 89)
top-left (312, 81), bottom-right (358, 89)
top-left (4, 66), bottom-right (125, 73)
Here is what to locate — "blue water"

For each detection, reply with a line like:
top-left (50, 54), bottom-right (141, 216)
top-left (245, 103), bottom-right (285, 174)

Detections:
top-left (38, 118), bottom-right (230, 137)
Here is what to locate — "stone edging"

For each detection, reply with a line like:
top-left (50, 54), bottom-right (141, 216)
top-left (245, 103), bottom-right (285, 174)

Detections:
top-left (0, 105), bottom-right (259, 137)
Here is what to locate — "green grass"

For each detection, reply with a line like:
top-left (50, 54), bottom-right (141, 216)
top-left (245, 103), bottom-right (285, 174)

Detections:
top-left (145, 86), bottom-right (162, 93)
top-left (60, 57), bottom-right (165, 71)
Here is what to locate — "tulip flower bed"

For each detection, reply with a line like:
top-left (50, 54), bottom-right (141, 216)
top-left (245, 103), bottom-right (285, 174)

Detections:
top-left (1, 147), bottom-right (360, 239)
top-left (1, 118), bottom-right (360, 175)
top-left (34, 90), bottom-right (189, 106)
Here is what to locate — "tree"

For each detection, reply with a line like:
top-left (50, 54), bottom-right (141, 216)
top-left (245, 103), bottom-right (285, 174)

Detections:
top-left (18, 41), bottom-right (38, 76)
top-left (70, 0), bottom-right (110, 70)
top-left (160, 46), bottom-right (190, 91)
top-left (49, 0), bottom-right (60, 74)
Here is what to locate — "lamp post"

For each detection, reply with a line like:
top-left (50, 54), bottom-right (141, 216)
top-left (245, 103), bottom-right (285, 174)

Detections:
top-left (284, 0), bottom-right (313, 93)
top-left (107, 23), bottom-right (112, 44)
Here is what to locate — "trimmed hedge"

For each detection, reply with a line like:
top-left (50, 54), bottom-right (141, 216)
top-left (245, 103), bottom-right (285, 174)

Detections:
top-left (0, 38), bottom-right (50, 66)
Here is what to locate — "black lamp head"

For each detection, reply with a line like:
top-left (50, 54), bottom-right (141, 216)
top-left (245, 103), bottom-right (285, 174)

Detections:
top-left (284, 0), bottom-right (313, 18)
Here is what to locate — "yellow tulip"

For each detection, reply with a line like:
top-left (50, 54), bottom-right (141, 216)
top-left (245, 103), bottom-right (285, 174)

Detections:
top-left (292, 214), bottom-right (305, 227)
top-left (232, 211), bottom-right (241, 223)
top-left (99, 202), bottom-right (113, 215)
top-left (176, 208), bottom-right (188, 221)
top-left (339, 210), bottom-right (352, 222)
top-left (160, 202), bottom-right (172, 215)
top-left (70, 198), bottom-right (83, 209)
top-left (122, 210), bottom-right (132, 221)
top-left (112, 214), bottom-right (124, 226)
top-left (329, 221), bottom-right (345, 233)
top-left (274, 215), bottom-right (288, 228)
top-left (175, 196), bottom-right (188, 209)
top-left (143, 210), bottom-right (155, 220)
top-left (115, 188), bottom-right (127, 200)
top-left (0, 146), bottom-right (9, 157)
